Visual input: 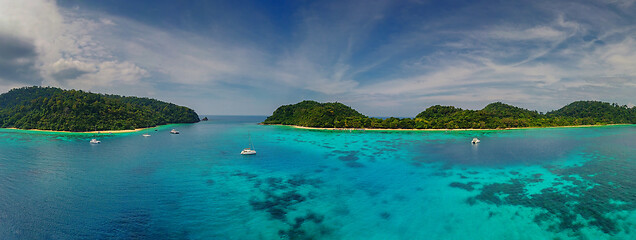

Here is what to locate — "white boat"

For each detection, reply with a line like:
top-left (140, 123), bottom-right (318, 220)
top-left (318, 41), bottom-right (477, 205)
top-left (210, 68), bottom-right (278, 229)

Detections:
top-left (90, 126), bottom-right (101, 144)
top-left (471, 138), bottom-right (480, 144)
top-left (170, 129), bottom-right (179, 134)
top-left (142, 133), bottom-right (151, 137)
top-left (240, 133), bottom-right (256, 155)
top-left (241, 148), bottom-right (257, 155)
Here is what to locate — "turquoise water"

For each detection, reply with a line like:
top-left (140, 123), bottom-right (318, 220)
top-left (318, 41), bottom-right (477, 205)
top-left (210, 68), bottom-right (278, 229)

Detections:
top-left (0, 116), bottom-right (635, 239)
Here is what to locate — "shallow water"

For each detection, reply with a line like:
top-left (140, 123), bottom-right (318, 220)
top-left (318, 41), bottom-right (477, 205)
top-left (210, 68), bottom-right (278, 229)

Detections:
top-left (0, 117), bottom-right (635, 239)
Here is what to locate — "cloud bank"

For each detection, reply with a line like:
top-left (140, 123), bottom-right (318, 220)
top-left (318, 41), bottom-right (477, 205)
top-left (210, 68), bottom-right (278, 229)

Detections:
top-left (0, 0), bottom-right (634, 116)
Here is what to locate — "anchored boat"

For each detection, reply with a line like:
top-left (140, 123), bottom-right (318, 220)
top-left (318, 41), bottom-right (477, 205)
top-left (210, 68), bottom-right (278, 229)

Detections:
top-left (241, 133), bottom-right (256, 155)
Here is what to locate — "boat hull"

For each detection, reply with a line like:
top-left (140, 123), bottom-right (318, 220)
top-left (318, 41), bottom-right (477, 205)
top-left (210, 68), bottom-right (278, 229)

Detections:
top-left (241, 150), bottom-right (256, 155)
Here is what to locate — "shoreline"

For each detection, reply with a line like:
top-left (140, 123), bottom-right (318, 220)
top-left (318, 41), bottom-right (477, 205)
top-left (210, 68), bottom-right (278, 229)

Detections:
top-left (266, 124), bottom-right (634, 131)
top-left (2, 126), bottom-right (159, 134)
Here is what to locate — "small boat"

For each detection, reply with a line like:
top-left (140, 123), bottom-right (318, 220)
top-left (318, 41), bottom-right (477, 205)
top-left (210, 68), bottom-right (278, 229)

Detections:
top-left (240, 133), bottom-right (256, 155)
top-left (471, 138), bottom-right (480, 144)
top-left (241, 148), bottom-right (257, 155)
top-left (170, 129), bottom-right (179, 134)
top-left (142, 133), bottom-right (151, 137)
top-left (90, 126), bottom-right (101, 144)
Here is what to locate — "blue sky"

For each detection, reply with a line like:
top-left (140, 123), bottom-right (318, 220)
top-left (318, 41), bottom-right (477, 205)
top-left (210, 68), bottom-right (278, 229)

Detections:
top-left (0, 0), bottom-right (635, 116)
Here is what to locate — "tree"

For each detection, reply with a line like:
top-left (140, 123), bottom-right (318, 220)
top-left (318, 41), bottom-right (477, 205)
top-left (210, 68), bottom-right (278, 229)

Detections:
top-left (0, 86), bottom-right (200, 131)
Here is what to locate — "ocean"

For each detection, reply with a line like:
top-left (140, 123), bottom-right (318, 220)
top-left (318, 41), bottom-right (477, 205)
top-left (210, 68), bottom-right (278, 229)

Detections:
top-left (0, 116), bottom-right (634, 239)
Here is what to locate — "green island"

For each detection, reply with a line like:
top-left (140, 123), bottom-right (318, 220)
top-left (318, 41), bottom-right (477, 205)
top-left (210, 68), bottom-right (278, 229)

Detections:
top-left (263, 100), bottom-right (636, 129)
top-left (0, 86), bottom-right (200, 132)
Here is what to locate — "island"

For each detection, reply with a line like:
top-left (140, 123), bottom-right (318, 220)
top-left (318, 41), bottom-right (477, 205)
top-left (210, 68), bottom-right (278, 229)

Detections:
top-left (0, 86), bottom-right (200, 132)
top-left (262, 100), bottom-right (635, 130)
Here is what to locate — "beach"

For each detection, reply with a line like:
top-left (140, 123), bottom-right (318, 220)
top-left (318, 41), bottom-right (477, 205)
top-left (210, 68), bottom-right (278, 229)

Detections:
top-left (3, 127), bottom-right (158, 134)
top-left (287, 124), bottom-right (633, 131)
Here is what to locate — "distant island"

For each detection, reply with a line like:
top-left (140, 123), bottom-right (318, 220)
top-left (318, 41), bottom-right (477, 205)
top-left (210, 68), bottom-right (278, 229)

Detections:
top-left (0, 86), bottom-right (200, 132)
top-left (262, 100), bottom-right (635, 130)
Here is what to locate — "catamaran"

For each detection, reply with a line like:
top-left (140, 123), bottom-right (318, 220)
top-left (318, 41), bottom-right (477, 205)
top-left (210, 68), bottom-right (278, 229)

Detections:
top-left (241, 133), bottom-right (256, 155)
top-left (170, 129), bottom-right (179, 134)
top-left (471, 138), bottom-right (480, 144)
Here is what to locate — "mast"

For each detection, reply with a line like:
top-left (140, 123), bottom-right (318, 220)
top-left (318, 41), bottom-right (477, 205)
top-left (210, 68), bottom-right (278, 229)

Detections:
top-left (248, 132), bottom-right (254, 150)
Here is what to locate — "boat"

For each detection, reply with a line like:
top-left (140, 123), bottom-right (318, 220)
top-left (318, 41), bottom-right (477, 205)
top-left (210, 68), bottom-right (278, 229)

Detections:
top-left (170, 129), bottom-right (179, 134)
top-left (240, 133), bottom-right (256, 155)
top-left (241, 148), bottom-right (256, 155)
top-left (142, 133), bottom-right (151, 137)
top-left (471, 138), bottom-right (480, 144)
top-left (90, 126), bottom-right (101, 144)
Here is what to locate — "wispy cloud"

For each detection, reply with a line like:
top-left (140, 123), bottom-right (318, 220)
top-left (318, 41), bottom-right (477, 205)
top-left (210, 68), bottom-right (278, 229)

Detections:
top-left (344, 3), bottom-right (636, 115)
top-left (0, 0), bottom-right (634, 115)
top-left (270, 0), bottom-right (392, 94)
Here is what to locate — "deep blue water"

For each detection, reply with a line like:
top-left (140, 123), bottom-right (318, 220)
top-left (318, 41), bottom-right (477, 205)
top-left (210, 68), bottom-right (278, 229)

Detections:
top-left (0, 116), bottom-right (635, 239)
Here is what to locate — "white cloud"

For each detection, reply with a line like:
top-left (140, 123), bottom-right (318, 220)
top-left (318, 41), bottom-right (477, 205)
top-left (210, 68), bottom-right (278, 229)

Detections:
top-left (50, 58), bottom-right (96, 74)
top-left (348, 12), bottom-right (636, 115)
top-left (592, 37), bottom-right (636, 75)
top-left (603, 0), bottom-right (636, 7)
top-left (269, 0), bottom-right (391, 94)
top-left (63, 60), bottom-right (149, 88)
top-left (1, 0), bottom-right (634, 116)
top-left (273, 56), bottom-right (359, 94)
top-left (487, 26), bottom-right (566, 41)
top-left (0, 0), bottom-right (149, 92)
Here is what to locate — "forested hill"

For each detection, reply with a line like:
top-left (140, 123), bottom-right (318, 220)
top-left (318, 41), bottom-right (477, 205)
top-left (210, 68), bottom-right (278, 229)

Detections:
top-left (262, 100), bottom-right (365, 127)
top-left (481, 102), bottom-right (541, 118)
top-left (547, 101), bottom-right (636, 123)
top-left (0, 86), bottom-right (200, 132)
top-left (264, 100), bottom-right (635, 129)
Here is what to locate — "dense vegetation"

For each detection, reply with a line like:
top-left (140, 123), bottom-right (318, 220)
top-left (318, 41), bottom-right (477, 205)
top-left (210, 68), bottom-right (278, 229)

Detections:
top-left (0, 86), bottom-right (200, 132)
top-left (262, 100), bottom-right (365, 127)
top-left (264, 100), bottom-right (635, 129)
top-left (546, 101), bottom-right (636, 123)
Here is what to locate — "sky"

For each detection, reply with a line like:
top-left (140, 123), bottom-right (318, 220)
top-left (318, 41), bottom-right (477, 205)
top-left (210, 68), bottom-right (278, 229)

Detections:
top-left (0, 0), bottom-right (635, 116)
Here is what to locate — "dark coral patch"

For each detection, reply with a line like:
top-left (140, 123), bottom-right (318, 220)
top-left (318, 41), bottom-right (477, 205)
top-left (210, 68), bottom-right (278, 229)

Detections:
top-left (333, 150), bottom-right (368, 168)
top-left (232, 171), bottom-right (258, 179)
top-left (473, 160), bottom-right (636, 235)
top-left (346, 162), bottom-right (365, 168)
top-left (338, 153), bottom-right (359, 162)
top-left (278, 212), bottom-right (328, 239)
top-left (238, 172), bottom-right (330, 238)
top-left (287, 175), bottom-right (323, 188)
top-left (449, 182), bottom-right (479, 191)
top-left (249, 190), bottom-right (306, 220)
